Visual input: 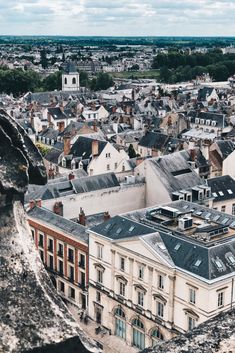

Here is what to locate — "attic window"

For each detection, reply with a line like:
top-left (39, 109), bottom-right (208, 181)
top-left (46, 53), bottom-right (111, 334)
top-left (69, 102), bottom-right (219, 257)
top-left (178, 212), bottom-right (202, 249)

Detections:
top-left (54, 114), bottom-right (57, 118)
top-left (228, 254), bottom-right (235, 264)
top-left (129, 225), bottom-right (135, 232)
top-left (194, 259), bottom-right (202, 267)
top-left (158, 243), bottom-right (166, 251)
top-left (174, 243), bottom-right (181, 251)
top-left (228, 189), bottom-right (233, 195)
top-left (212, 192), bottom-right (217, 198)
top-left (215, 259), bottom-right (223, 269)
top-left (116, 228), bottom-right (122, 235)
top-left (218, 191), bottom-right (224, 196)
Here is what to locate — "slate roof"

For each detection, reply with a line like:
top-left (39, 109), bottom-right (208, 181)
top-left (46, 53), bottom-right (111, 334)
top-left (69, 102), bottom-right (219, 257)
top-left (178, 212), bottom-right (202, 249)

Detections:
top-left (90, 215), bottom-right (155, 240)
top-left (47, 107), bottom-right (68, 120)
top-left (44, 148), bottom-right (62, 164)
top-left (208, 175), bottom-right (235, 201)
top-left (138, 131), bottom-right (169, 150)
top-left (38, 127), bottom-right (59, 140)
top-left (28, 206), bottom-right (88, 243)
top-left (216, 140), bottom-right (235, 159)
top-left (70, 136), bottom-right (107, 159)
top-left (188, 111), bottom-right (227, 128)
top-left (148, 151), bottom-right (204, 194)
top-left (26, 172), bottom-right (120, 202)
top-left (198, 87), bottom-right (215, 101)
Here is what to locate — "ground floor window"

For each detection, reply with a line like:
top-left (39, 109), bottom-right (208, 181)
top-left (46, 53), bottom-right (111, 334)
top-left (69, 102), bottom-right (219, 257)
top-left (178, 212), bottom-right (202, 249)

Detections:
top-left (132, 318), bottom-right (145, 350)
top-left (114, 307), bottom-right (126, 339)
top-left (151, 328), bottom-right (164, 346)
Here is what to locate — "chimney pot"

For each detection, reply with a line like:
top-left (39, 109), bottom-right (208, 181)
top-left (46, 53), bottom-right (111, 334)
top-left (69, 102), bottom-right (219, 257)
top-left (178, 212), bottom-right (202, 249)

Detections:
top-left (35, 199), bottom-right (42, 208)
top-left (79, 207), bottom-right (86, 226)
top-left (104, 211), bottom-right (110, 222)
top-left (29, 200), bottom-right (36, 209)
top-left (68, 172), bottom-right (75, 180)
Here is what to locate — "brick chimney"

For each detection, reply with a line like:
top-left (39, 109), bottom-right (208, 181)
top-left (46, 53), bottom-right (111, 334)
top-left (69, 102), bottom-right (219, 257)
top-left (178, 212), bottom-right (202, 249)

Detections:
top-left (190, 149), bottom-right (196, 161)
top-left (92, 140), bottom-right (99, 157)
top-left (93, 120), bottom-right (98, 132)
top-left (103, 211), bottom-right (110, 222)
top-left (35, 199), bottom-right (42, 208)
top-left (29, 200), bottom-right (36, 209)
top-left (53, 202), bottom-right (63, 216)
top-left (136, 157), bottom-right (144, 166)
top-left (63, 134), bottom-right (71, 156)
top-left (58, 121), bottom-right (65, 133)
top-left (68, 172), bottom-right (75, 180)
top-left (79, 207), bottom-right (86, 226)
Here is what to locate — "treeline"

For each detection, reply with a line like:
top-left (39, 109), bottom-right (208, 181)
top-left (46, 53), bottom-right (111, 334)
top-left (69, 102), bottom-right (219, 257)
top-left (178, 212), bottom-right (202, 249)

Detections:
top-left (0, 68), bottom-right (114, 96)
top-left (153, 50), bottom-right (235, 83)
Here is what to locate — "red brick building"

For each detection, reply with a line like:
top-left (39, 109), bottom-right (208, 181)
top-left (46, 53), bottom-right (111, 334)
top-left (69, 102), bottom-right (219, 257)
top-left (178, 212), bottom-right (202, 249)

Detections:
top-left (27, 203), bottom-right (88, 310)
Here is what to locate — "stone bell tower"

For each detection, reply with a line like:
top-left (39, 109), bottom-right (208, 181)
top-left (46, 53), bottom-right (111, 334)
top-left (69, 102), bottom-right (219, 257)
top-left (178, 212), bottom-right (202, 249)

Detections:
top-left (62, 61), bottom-right (80, 92)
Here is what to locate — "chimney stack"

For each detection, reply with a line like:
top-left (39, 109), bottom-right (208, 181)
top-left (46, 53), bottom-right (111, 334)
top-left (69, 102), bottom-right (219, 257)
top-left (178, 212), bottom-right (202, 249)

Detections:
top-left (63, 134), bottom-right (71, 156)
top-left (53, 202), bottom-right (63, 216)
top-left (29, 200), bottom-right (36, 209)
top-left (103, 211), bottom-right (110, 222)
top-left (58, 121), bottom-right (65, 133)
top-left (68, 172), bottom-right (75, 180)
top-left (93, 120), bottom-right (98, 132)
top-left (190, 149), bottom-right (196, 162)
top-left (35, 199), bottom-right (42, 208)
top-left (92, 140), bottom-right (99, 157)
top-left (79, 207), bottom-right (86, 226)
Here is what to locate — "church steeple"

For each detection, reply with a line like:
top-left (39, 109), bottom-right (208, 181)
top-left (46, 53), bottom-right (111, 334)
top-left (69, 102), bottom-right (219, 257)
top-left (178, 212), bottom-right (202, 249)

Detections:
top-left (62, 61), bottom-right (80, 92)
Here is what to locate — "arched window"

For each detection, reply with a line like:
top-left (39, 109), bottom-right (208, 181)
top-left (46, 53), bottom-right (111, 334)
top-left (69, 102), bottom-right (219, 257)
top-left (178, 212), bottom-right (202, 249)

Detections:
top-left (64, 77), bottom-right (67, 85)
top-left (114, 307), bottom-right (126, 339)
top-left (72, 77), bottom-right (76, 84)
top-left (132, 318), bottom-right (145, 349)
top-left (151, 328), bottom-right (164, 346)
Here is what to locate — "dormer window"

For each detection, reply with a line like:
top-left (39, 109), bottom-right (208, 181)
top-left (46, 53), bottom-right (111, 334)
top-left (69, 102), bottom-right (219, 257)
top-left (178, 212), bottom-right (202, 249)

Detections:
top-left (200, 119), bottom-right (204, 125)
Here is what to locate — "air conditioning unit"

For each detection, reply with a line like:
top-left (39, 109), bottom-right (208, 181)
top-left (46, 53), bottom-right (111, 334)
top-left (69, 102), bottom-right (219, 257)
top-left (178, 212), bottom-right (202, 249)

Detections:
top-left (178, 216), bottom-right (193, 231)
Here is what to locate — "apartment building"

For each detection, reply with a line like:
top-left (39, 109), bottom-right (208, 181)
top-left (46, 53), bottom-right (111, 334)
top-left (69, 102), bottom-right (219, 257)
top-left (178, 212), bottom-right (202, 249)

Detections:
top-left (88, 201), bottom-right (235, 350)
top-left (28, 203), bottom-right (88, 311)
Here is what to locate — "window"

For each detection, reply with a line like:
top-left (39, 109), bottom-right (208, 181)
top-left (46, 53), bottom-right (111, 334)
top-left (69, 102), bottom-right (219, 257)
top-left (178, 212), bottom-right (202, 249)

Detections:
top-left (64, 77), bottom-right (67, 85)
top-left (31, 229), bottom-right (35, 240)
top-left (120, 257), bottom-right (125, 271)
top-left (132, 318), bottom-right (145, 350)
top-left (79, 254), bottom-right (85, 269)
top-left (156, 301), bottom-right (164, 318)
top-left (72, 77), bottom-right (76, 84)
top-left (59, 281), bottom-right (65, 293)
top-left (119, 282), bottom-right (126, 297)
top-left (232, 203), bottom-right (235, 216)
top-left (107, 164), bottom-right (110, 171)
top-left (106, 153), bottom-right (111, 158)
top-left (189, 288), bottom-right (196, 304)
top-left (58, 260), bottom-right (63, 275)
top-left (39, 233), bottom-right (44, 248)
top-left (221, 205), bottom-right (226, 213)
top-left (158, 275), bottom-right (164, 289)
top-left (218, 291), bottom-right (224, 307)
top-left (115, 307), bottom-right (126, 340)
top-left (138, 265), bottom-right (144, 280)
top-left (48, 255), bottom-right (54, 270)
top-left (151, 328), bottom-right (164, 346)
top-left (68, 248), bottom-right (74, 263)
top-left (39, 250), bottom-right (44, 262)
top-left (188, 316), bottom-right (196, 331)
top-left (48, 238), bottom-right (53, 252)
top-left (96, 291), bottom-right (101, 303)
top-left (80, 271), bottom-right (86, 288)
top-left (122, 165), bottom-right (125, 172)
top-left (115, 162), bottom-right (118, 169)
top-left (69, 286), bottom-right (75, 299)
top-left (97, 269), bottom-right (103, 284)
top-left (69, 266), bottom-right (74, 282)
top-left (137, 291), bottom-right (144, 307)
top-left (58, 243), bottom-right (64, 257)
top-left (97, 244), bottom-right (103, 259)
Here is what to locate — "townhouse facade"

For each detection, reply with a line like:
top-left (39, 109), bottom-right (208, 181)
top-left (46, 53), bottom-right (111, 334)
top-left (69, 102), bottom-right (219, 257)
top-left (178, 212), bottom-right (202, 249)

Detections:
top-left (28, 204), bottom-right (89, 311)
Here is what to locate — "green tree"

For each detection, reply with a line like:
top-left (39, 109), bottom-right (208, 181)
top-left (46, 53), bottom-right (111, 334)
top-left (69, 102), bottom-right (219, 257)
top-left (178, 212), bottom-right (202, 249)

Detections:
top-left (128, 144), bottom-right (137, 158)
top-left (42, 71), bottom-right (62, 91)
top-left (91, 73), bottom-right (114, 91)
top-left (40, 49), bottom-right (48, 69)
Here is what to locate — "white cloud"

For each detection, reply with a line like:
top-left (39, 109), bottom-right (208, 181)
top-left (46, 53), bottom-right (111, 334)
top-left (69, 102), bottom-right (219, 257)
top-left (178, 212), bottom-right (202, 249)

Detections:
top-left (0, 0), bottom-right (234, 35)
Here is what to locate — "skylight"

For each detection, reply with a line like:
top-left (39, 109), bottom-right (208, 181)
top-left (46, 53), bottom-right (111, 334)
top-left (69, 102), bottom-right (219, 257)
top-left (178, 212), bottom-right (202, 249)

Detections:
top-left (158, 243), bottom-right (166, 250)
top-left (228, 255), bottom-right (235, 264)
top-left (174, 243), bottom-right (181, 251)
top-left (228, 189), bottom-right (233, 195)
top-left (129, 225), bottom-right (135, 232)
top-left (194, 259), bottom-right (202, 267)
top-left (218, 191), bottom-right (224, 196)
top-left (221, 218), bottom-right (229, 224)
top-left (212, 192), bottom-right (217, 198)
top-left (215, 259), bottom-right (223, 269)
top-left (116, 228), bottom-right (122, 234)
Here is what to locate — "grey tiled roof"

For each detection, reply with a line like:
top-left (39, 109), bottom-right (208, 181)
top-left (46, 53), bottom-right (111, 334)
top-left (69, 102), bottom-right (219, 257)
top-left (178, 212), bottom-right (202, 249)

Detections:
top-left (208, 175), bottom-right (235, 201)
top-left (28, 206), bottom-right (88, 243)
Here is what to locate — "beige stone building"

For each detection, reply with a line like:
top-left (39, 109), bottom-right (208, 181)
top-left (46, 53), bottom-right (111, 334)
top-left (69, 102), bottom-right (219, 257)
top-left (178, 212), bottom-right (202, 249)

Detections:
top-left (88, 201), bottom-right (235, 350)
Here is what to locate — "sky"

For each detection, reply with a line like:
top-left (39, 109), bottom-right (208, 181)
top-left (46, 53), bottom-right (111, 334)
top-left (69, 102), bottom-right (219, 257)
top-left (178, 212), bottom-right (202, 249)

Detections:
top-left (0, 0), bottom-right (234, 37)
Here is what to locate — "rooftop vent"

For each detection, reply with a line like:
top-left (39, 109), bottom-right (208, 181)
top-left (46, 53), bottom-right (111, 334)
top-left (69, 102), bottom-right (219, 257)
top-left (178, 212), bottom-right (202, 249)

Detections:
top-left (178, 216), bottom-right (193, 231)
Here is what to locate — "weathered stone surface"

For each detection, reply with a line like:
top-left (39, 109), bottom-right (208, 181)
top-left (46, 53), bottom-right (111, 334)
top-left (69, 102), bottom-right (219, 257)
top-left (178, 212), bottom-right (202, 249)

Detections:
top-left (0, 111), bottom-right (101, 353)
top-left (141, 308), bottom-right (235, 353)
